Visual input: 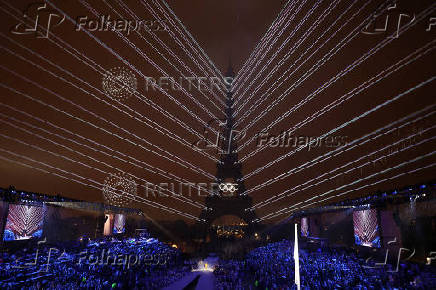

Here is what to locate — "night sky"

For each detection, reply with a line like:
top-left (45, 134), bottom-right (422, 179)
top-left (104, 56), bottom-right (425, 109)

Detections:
top-left (0, 0), bottom-right (435, 224)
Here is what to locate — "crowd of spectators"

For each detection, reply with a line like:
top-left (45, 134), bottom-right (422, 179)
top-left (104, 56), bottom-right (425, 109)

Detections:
top-left (214, 259), bottom-right (247, 290)
top-left (0, 237), bottom-right (190, 289)
top-left (2, 237), bottom-right (435, 289)
top-left (215, 240), bottom-right (436, 289)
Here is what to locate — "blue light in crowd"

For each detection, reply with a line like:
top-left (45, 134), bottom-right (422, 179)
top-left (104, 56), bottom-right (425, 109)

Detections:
top-left (420, 185), bottom-right (426, 189)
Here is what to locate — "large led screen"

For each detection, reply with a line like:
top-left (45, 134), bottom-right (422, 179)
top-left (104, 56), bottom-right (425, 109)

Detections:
top-left (103, 213), bottom-right (114, 236)
top-left (3, 204), bottom-right (46, 241)
top-left (0, 201), bottom-right (6, 238)
top-left (353, 209), bottom-right (381, 248)
top-left (113, 214), bottom-right (126, 234)
top-left (301, 217), bottom-right (309, 237)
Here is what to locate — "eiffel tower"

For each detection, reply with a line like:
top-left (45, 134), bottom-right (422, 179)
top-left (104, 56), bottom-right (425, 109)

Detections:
top-left (199, 63), bottom-right (257, 237)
